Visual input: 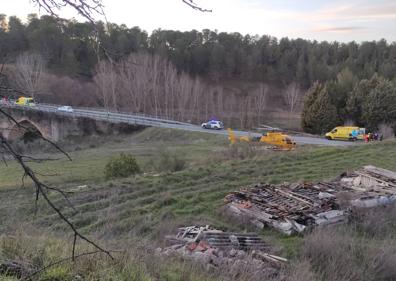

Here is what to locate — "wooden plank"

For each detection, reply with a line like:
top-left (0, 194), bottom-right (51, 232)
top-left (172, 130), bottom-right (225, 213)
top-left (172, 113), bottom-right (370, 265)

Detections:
top-left (274, 188), bottom-right (314, 207)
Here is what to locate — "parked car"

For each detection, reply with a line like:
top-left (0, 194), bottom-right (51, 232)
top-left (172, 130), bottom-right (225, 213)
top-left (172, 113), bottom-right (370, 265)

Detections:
top-left (57, 105), bottom-right (74, 113)
top-left (201, 120), bottom-right (224, 130)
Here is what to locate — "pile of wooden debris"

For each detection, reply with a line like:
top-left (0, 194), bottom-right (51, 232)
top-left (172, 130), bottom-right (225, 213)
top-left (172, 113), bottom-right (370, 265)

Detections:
top-left (225, 182), bottom-right (346, 235)
top-left (224, 165), bottom-right (396, 235)
top-left (338, 165), bottom-right (396, 208)
top-left (157, 225), bottom-right (286, 277)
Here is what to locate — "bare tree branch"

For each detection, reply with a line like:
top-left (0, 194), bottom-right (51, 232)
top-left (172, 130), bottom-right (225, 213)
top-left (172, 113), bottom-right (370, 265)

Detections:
top-left (182, 0), bottom-right (212, 12)
top-left (31, 0), bottom-right (105, 23)
top-left (0, 137), bottom-right (114, 261)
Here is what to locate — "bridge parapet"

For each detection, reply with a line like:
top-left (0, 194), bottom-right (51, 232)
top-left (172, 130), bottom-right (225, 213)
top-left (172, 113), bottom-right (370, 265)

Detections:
top-left (0, 104), bottom-right (146, 142)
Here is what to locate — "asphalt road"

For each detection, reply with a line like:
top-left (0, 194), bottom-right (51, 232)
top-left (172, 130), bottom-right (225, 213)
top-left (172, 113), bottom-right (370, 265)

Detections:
top-left (183, 126), bottom-right (353, 146)
top-left (1, 102), bottom-right (353, 146)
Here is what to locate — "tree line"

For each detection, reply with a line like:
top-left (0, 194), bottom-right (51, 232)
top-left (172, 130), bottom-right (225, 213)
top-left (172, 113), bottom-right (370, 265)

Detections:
top-left (1, 14), bottom-right (396, 87)
top-left (1, 14), bottom-right (396, 130)
top-left (302, 71), bottom-right (396, 134)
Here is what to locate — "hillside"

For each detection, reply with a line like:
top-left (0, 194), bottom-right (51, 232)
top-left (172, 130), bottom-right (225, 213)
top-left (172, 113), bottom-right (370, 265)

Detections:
top-left (1, 14), bottom-right (396, 130)
top-left (1, 128), bottom-right (396, 280)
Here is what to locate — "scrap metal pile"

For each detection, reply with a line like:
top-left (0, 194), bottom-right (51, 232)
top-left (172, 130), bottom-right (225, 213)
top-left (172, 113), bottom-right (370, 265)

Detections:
top-left (224, 165), bottom-right (396, 235)
top-left (158, 225), bottom-right (286, 277)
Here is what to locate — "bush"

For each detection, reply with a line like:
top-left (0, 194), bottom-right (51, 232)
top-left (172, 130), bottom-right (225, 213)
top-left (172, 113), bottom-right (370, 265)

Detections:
top-left (104, 153), bottom-right (141, 179)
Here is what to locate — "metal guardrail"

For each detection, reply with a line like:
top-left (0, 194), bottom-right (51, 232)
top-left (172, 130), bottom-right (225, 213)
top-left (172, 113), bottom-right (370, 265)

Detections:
top-left (36, 102), bottom-right (192, 126)
top-left (0, 102), bottom-right (197, 129)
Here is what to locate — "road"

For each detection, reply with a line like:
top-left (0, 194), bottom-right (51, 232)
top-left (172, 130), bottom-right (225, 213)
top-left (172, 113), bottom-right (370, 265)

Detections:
top-left (184, 127), bottom-right (353, 146)
top-left (1, 102), bottom-right (353, 146)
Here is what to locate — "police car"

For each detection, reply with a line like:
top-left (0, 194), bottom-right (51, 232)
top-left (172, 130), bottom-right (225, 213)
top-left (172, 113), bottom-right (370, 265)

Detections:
top-left (201, 120), bottom-right (224, 130)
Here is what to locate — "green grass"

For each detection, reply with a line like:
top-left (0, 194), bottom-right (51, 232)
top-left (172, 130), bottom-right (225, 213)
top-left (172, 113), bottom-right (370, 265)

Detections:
top-left (0, 128), bottom-right (226, 190)
top-left (0, 232), bottom-right (222, 281)
top-left (1, 128), bottom-right (396, 255)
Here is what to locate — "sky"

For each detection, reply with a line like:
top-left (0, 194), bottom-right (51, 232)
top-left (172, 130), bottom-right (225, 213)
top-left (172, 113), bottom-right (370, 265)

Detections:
top-left (2, 0), bottom-right (396, 42)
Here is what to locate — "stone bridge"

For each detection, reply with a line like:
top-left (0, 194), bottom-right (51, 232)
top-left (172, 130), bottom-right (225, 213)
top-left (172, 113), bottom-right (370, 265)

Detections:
top-left (0, 107), bottom-right (141, 142)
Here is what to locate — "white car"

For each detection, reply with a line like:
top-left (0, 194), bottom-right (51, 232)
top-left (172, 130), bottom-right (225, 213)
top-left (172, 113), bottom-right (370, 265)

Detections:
top-left (57, 105), bottom-right (74, 113)
top-left (201, 120), bottom-right (224, 130)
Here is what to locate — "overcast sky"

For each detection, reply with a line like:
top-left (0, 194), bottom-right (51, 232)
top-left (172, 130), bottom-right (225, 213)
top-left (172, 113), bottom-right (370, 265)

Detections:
top-left (2, 0), bottom-right (396, 42)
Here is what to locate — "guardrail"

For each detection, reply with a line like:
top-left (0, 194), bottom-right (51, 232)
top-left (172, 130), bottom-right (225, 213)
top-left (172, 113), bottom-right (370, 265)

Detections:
top-left (0, 102), bottom-right (197, 129)
top-left (36, 102), bottom-right (192, 126)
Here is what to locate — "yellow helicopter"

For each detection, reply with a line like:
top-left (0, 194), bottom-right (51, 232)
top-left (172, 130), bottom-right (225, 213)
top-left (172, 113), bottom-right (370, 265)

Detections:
top-left (227, 128), bottom-right (296, 151)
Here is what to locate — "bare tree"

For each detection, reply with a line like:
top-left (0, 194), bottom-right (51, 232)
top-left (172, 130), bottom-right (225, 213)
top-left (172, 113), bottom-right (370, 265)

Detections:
top-left (121, 52), bottom-right (160, 115)
top-left (119, 57), bottom-right (139, 112)
top-left (177, 73), bottom-right (194, 121)
top-left (94, 53), bottom-right (278, 128)
top-left (189, 77), bottom-right (205, 122)
top-left (283, 82), bottom-right (301, 114)
top-left (113, 53), bottom-right (184, 118)
top-left (163, 58), bottom-right (179, 119)
top-left (93, 60), bottom-right (118, 110)
top-left (12, 53), bottom-right (45, 99)
top-left (253, 83), bottom-right (269, 126)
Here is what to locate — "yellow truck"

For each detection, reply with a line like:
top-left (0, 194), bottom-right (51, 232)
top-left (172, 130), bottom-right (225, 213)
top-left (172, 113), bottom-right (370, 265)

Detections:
top-left (15, 97), bottom-right (35, 106)
top-left (325, 126), bottom-right (365, 141)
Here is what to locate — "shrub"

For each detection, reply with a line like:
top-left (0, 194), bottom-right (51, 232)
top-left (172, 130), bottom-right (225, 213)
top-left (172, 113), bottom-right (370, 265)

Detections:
top-left (104, 153), bottom-right (141, 179)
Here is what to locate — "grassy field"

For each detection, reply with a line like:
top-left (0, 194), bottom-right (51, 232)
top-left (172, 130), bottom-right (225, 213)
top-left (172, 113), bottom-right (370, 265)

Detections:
top-left (1, 128), bottom-right (396, 280)
top-left (2, 129), bottom-right (396, 238)
top-left (0, 128), bottom-right (226, 190)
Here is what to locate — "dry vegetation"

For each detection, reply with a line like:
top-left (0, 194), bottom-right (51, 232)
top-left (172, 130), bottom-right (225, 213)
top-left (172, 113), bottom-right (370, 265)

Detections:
top-left (4, 52), bottom-right (303, 130)
top-left (294, 206), bottom-right (396, 281)
top-left (93, 52), bottom-right (301, 128)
